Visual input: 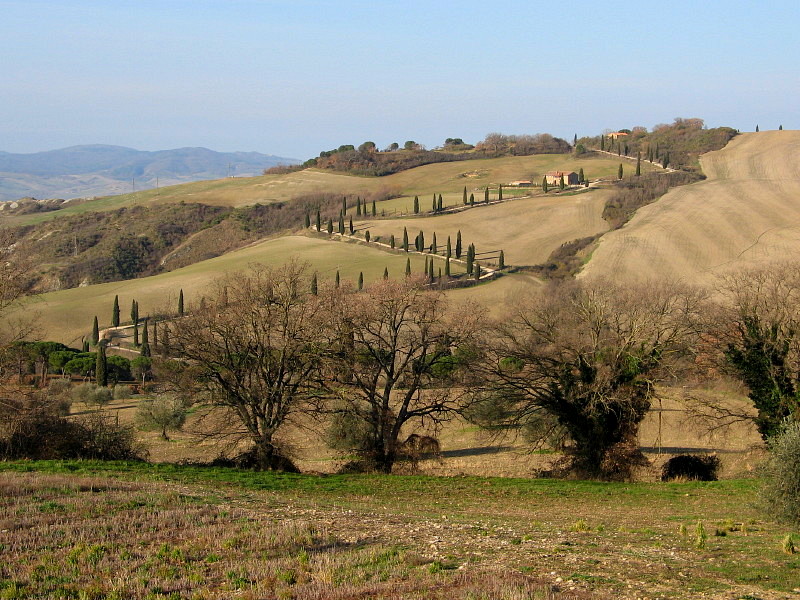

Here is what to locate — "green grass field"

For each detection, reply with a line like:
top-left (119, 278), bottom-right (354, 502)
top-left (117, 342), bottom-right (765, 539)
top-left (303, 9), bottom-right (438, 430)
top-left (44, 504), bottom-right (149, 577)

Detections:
top-left (23, 235), bottom-right (458, 346)
top-left (3, 153), bottom-right (651, 227)
top-left (1, 461), bottom-right (796, 599)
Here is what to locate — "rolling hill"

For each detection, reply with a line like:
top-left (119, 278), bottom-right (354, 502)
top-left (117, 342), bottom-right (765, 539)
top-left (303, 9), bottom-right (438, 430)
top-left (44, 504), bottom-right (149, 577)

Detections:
top-left (0, 145), bottom-right (296, 202)
top-left (580, 131), bottom-right (800, 285)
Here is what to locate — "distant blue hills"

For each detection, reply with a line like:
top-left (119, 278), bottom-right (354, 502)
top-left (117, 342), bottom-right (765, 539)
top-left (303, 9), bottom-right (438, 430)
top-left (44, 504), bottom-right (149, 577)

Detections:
top-left (0, 144), bottom-right (298, 202)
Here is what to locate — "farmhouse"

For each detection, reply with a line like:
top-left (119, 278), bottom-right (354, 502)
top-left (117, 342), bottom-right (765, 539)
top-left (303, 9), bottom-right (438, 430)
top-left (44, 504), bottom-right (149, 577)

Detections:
top-left (544, 171), bottom-right (579, 186)
top-left (606, 131), bottom-right (629, 140)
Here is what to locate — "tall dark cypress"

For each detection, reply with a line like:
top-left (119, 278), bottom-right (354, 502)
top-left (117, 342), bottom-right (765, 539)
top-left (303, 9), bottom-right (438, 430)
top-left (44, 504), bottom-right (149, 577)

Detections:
top-left (542, 177), bottom-right (549, 193)
top-left (134, 321), bottom-right (139, 346)
top-left (413, 196), bottom-right (419, 214)
top-left (305, 213), bottom-right (311, 228)
top-left (469, 193), bottom-right (474, 205)
top-left (178, 289), bottom-right (184, 316)
top-left (358, 272), bottom-right (364, 290)
top-left (311, 273), bottom-right (318, 295)
top-left (131, 299), bottom-right (138, 324)
top-left (342, 196), bottom-right (347, 215)
top-left (418, 230), bottom-right (425, 252)
top-left (372, 200), bottom-right (376, 216)
top-left (335, 270), bottom-right (340, 288)
top-left (141, 319), bottom-right (151, 357)
top-left (390, 234), bottom-right (396, 249)
top-left (499, 249), bottom-right (505, 269)
top-left (349, 216), bottom-right (354, 234)
top-left (96, 342), bottom-right (107, 387)
top-left (338, 215), bottom-right (345, 234)
top-left (446, 236), bottom-right (452, 259)
top-left (432, 195), bottom-right (437, 212)
top-left (403, 227), bottom-right (409, 251)
top-left (152, 320), bottom-right (158, 352)
top-left (112, 295), bottom-right (120, 327)
top-left (636, 153), bottom-right (641, 176)
top-left (455, 230), bottom-right (462, 259)
top-left (357, 197), bottom-right (362, 216)
top-left (405, 258), bottom-right (411, 277)
top-left (316, 210), bottom-right (321, 231)
top-left (498, 185), bottom-right (503, 200)
top-left (327, 218), bottom-right (333, 234)
top-left (383, 267), bottom-right (389, 280)
top-left (618, 163), bottom-right (623, 180)
top-left (437, 194), bottom-right (442, 211)
top-left (463, 186), bottom-right (467, 205)
top-left (445, 257), bottom-right (451, 277)
top-left (92, 316), bottom-right (99, 346)
top-left (432, 232), bottom-right (437, 255)
top-left (484, 188), bottom-right (489, 203)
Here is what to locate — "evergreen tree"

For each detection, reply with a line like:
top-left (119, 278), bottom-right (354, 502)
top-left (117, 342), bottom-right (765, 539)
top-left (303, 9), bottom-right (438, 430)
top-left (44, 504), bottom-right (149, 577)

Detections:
top-left (636, 153), bottom-right (641, 176)
top-left (437, 194), bottom-right (443, 211)
top-left (663, 152), bottom-right (670, 169)
top-left (429, 258), bottom-right (435, 280)
top-left (484, 187), bottom-right (489, 203)
top-left (432, 194), bottom-right (437, 212)
top-left (779, 124), bottom-right (783, 131)
top-left (112, 295), bottom-right (120, 327)
top-left (358, 272), bottom-right (364, 290)
top-left (446, 236), bottom-right (452, 259)
top-left (152, 320), bottom-right (158, 352)
top-left (456, 230), bottom-right (462, 259)
top-left (756, 125), bottom-right (759, 132)
top-left (438, 267), bottom-right (442, 279)
top-left (578, 167), bottom-right (585, 183)
top-left (383, 267), bottom-right (389, 279)
top-left (342, 196), bottom-right (347, 215)
top-left (161, 324), bottom-right (170, 358)
top-left (618, 163), bottom-right (623, 179)
top-left (463, 186), bottom-right (468, 205)
top-left (424, 256), bottom-right (429, 279)
top-left (624, 143), bottom-right (629, 156)
top-left (349, 216), bottom-right (354, 234)
top-left (304, 213), bottom-right (311, 228)
top-left (311, 273), bottom-right (318, 295)
top-left (390, 234), bottom-right (396, 249)
top-left (405, 258), bottom-right (411, 277)
top-left (474, 263), bottom-right (481, 281)
top-left (335, 270), bottom-right (340, 288)
top-left (499, 249), bottom-right (505, 269)
top-left (432, 232), bottom-right (437, 255)
top-left (559, 175), bottom-right (565, 190)
top-left (327, 218), bottom-right (333, 234)
top-left (178, 289), bottom-right (184, 316)
top-left (600, 135), bottom-right (605, 151)
top-left (82, 339), bottom-right (90, 353)
top-left (403, 227), bottom-right (409, 251)
top-left (418, 230), bottom-right (425, 252)
top-left (131, 299), bottom-right (138, 324)
top-left (445, 257), bottom-right (451, 277)
top-left (316, 210), bottom-right (321, 231)
top-left (365, 230), bottom-right (371, 243)
top-left (141, 319), bottom-right (151, 357)
top-left (413, 196), bottom-right (419, 214)
top-left (469, 193), bottom-right (474, 205)
top-left (134, 320), bottom-right (139, 346)
top-left (573, 133), bottom-right (577, 145)
top-left (96, 342), bottom-right (107, 387)
top-left (498, 184), bottom-right (503, 200)
top-left (92, 316), bottom-right (99, 346)
top-left (542, 177), bottom-right (549, 193)
top-left (357, 197), bottom-right (362, 216)
top-left (338, 214), bottom-right (345, 235)
top-left (465, 248), bottom-right (473, 276)
top-left (372, 200), bottom-right (376, 216)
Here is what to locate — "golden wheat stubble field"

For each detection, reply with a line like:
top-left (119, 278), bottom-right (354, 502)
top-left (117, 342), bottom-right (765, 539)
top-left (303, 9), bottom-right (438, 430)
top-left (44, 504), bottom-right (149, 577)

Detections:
top-left (580, 131), bottom-right (800, 284)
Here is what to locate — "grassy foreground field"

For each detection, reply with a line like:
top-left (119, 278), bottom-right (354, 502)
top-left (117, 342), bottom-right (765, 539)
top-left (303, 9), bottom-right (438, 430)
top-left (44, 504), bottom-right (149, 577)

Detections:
top-left (4, 152), bottom-right (648, 227)
top-left (581, 131), bottom-right (800, 284)
top-left (1, 461), bottom-right (797, 600)
top-left (23, 235), bottom-right (444, 346)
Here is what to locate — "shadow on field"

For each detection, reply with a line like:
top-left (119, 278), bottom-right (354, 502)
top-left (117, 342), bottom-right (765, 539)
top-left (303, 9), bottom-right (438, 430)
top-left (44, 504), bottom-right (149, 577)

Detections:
top-left (640, 446), bottom-right (740, 454)
top-left (441, 445), bottom-right (514, 458)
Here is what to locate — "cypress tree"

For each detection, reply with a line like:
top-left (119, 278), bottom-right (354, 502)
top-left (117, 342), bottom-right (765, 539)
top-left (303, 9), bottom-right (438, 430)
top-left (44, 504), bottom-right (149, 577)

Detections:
top-left (636, 153), bottom-right (641, 176)
top-left (469, 193), bottom-right (474, 205)
top-left (663, 153), bottom-right (670, 169)
top-left (474, 263), bottom-right (481, 281)
top-left (357, 197), bottom-right (362, 216)
top-left (349, 216), bottom-right (354, 234)
top-left (578, 167), bottom-right (585, 183)
top-left (437, 194), bottom-right (443, 211)
top-left (600, 135), bottom-right (605, 151)
top-left (413, 196), bottom-right (419, 214)
top-left (82, 339), bottom-right (90, 353)
top-left (618, 163), bottom-right (623, 179)
top-left (342, 196), bottom-right (347, 215)
top-left (446, 236), bottom-right (452, 259)
top-left (335, 270), bottom-right (340, 288)
top-left (499, 249), bottom-right (505, 269)
top-left (432, 232), bottom-right (437, 255)
top-left (424, 256), bottom-right (429, 279)
top-left (429, 258), bottom-right (435, 280)
top-left (498, 184), bottom-right (503, 200)
top-left (131, 299), bottom-right (138, 324)
top-left (405, 258), bottom-right (411, 277)
top-left (112, 295), bottom-right (120, 327)
top-left (456, 230), bottom-right (462, 259)
top-left (316, 210), bottom-right (321, 231)
top-left (152, 319), bottom-right (158, 352)
top-left (372, 200), bottom-right (376, 216)
top-left (542, 177), bottom-right (549, 193)
top-left (134, 320), bottom-right (139, 346)
top-left (311, 273), bottom-right (318, 295)
top-left (463, 186), bottom-right (467, 205)
top-left (96, 342), bottom-right (107, 387)
top-left (756, 125), bottom-right (759, 132)
top-left (141, 319), bottom-right (151, 357)
top-left (92, 316), bottom-right (99, 346)
top-left (338, 214), bottom-right (345, 234)
top-left (390, 234), bottom-right (396, 249)
top-left (559, 175), bottom-right (565, 190)
top-left (465, 248), bottom-right (473, 276)
top-left (403, 227), bottom-right (409, 251)
top-left (178, 289), bottom-right (184, 316)
top-left (305, 213), bottom-right (311, 228)
top-left (624, 143), bottom-right (629, 156)
top-left (358, 272), bottom-right (364, 290)
top-left (327, 218), bottom-right (333, 234)
top-left (161, 324), bottom-right (170, 358)
top-left (383, 267), bottom-right (389, 280)
top-left (418, 230), bottom-right (425, 252)
top-left (438, 267), bottom-right (442, 279)
top-left (779, 125), bottom-right (783, 131)
top-left (484, 187), bottom-right (489, 203)
top-left (445, 257), bottom-right (451, 277)
top-left (432, 194), bottom-right (437, 212)
top-left (365, 230), bottom-right (370, 243)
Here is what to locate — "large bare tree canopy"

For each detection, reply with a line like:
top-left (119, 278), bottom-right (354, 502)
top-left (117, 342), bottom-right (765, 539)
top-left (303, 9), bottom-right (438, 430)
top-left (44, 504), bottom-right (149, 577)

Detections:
top-left (168, 261), bottom-right (325, 470)
top-left (481, 279), bottom-right (703, 480)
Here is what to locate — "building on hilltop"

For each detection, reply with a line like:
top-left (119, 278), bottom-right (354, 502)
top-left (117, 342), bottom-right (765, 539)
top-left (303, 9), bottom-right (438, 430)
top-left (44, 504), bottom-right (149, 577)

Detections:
top-left (544, 171), bottom-right (579, 186)
top-left (606, 132), bottom-right (629, 140)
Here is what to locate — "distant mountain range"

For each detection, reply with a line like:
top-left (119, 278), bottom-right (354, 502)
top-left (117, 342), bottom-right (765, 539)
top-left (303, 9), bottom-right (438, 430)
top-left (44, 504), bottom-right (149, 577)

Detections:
top-left (0, 145), bottom-right (298, 202)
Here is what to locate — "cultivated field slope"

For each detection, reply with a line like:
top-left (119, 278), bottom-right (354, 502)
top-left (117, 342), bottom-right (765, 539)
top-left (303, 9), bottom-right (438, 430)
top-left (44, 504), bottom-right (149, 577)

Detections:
top-left (581, 131), bottom-right (800, 284)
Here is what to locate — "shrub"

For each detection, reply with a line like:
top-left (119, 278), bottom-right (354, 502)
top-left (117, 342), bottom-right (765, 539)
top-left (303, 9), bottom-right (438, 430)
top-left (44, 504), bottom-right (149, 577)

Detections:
top-left (113, 384), bottom-right (133, 400)
top-left (135, 394), bottom-right (187, 440)
top-left (761, 420), bottom-right (800, 524)
top-left (45, 379), bottom-right (73, 416)
top-left (661, 454), bottom-right (720, 481)
top-left (71, 383), bottom-right (112, 407)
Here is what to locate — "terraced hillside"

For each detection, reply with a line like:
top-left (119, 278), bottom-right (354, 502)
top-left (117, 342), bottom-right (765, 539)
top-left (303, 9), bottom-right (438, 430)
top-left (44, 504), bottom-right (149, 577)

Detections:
top-left (581, 131), bottom-right (800, 284)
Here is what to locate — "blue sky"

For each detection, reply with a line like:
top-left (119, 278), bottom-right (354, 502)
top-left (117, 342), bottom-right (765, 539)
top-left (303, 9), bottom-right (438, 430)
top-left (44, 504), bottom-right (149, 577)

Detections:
top-left (2, 0), bottom-right (798, 159)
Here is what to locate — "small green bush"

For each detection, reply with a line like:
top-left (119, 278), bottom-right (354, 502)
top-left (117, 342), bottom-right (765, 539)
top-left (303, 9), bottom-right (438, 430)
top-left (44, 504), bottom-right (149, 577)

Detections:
top-left (761, 419), bottom-right (800, 524)
top-left (112, 384), bottom-right (133, 400)
top-left (71, 383), bottom-right (112, 407)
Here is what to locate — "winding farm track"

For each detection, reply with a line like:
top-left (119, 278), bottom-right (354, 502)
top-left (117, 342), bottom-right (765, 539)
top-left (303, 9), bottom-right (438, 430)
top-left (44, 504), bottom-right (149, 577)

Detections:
top-left (580, 131), bottom-right (800, 285)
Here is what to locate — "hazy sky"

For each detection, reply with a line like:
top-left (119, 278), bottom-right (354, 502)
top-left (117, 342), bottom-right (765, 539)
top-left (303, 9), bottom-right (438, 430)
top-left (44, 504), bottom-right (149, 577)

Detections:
top-left (2, 0), bottom-right (798, 159)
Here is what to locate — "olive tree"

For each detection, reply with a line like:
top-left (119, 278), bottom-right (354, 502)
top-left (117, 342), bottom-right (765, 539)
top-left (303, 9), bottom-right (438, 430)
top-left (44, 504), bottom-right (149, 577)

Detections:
top-left (168, 261), bottom-right (326, 470)
top-left (479, 279), bottom-right (702, 480)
